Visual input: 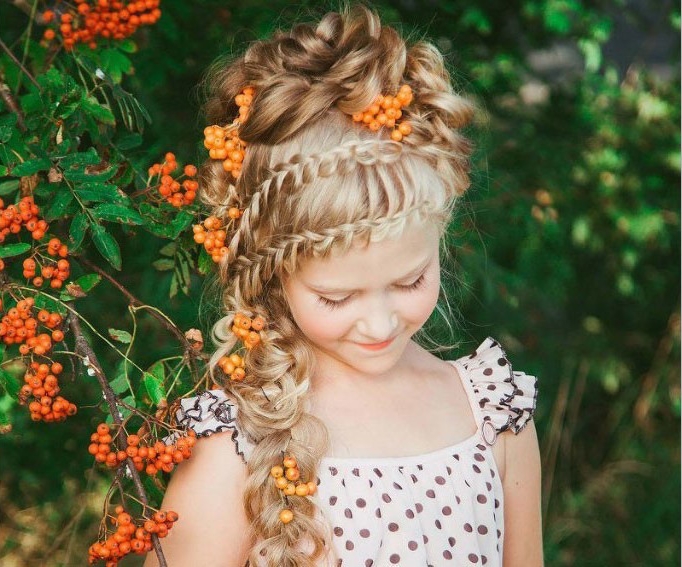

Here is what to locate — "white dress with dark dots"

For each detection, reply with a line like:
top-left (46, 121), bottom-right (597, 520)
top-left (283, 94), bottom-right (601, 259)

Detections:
top-left (176, 337), bottom-right (538, 566)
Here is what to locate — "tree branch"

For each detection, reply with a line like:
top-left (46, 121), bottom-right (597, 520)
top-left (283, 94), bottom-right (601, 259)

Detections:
top-left (69, 313), bottom-right (168, 567)
top-left (0, 81), bottom-right (26, 130)
top-left (0, 37), bottom-right (40, 89)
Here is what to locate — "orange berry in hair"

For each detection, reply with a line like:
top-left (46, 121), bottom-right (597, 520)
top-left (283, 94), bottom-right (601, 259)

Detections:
top-left (279, 509), bottom-right (294, 524)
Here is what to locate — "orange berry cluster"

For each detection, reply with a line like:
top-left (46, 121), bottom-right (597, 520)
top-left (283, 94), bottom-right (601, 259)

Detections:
top-left (88, 423), bottom-right (197, 475)
top-left (270, 455), bottom-right (317, 523)
top-left (147, 152), bottom-right (198, 208)
top-left (192, 211), bottom-right (241, 264)
top-left (87, 505), bottom-right (178, 565)
top-left (231, 312), bottom-right (265, 349)
top-left (203, 86), bottom-right (254, 179)
top-left (0, 196), bottom-right (47, 245)
top-left (352, 84), bottom-right (414, 142)
top-left (217, 352), bottom-right (246, 382)
top-left (22, 237), bottom-right (70, 289)
top-left (0, 297), bottom-right (64, 354)
top-left (42, 0), bottom-right (161, 52)
top-left (19, 360), bottom-right (76, 422)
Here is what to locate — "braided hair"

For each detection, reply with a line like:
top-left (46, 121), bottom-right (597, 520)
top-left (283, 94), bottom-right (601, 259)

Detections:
top-left (199, 6), bottom-right (474, 566)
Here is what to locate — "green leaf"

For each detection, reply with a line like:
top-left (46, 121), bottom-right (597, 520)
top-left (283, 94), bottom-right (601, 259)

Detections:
top-left (58, 148), bottom-right (100, 169)
top-left (197, 246), bottom-right (214, 275)
top-left (81, 95), bottom-right (116, 125)
top-left (0, 114), bottom-right (17, 143)
top-left (169, 273), bottom-right (178, 298)
top-left (12, 157), bottom-right (52, 176)
top-left (92, 203), bottom-right (143, 225)
top-left (159, 242), bottom-right (177, 257)
top-left (74, 273), bottom-right (101, 293)
top-left (74, 182), bottom-right (127, 203)
top-left (91, 223), bottom-right (122, 270)
top-left (118, 39), bottom-right (138, 54)
top-left (0, 367), bottom-right (21, 398)
top-left (152, 258), bottom-right (175, 271)
top-left (99, 48), bottom-right (134, 83)
top-left (0, 243), bottom-right (31, 258)
top-left (34, 293), bottom-right (67, 316)
top-left (45, 190), bottom-right (74, 220)
top-left (69, 212), bottom-right (89, 249)
top-left (0, 180), bottom-right (20, 196)
top-left (63, 163), bottom-right (117, 183)
top-left (109, 374), bottom-right (130, 395)
top-left (143, 361), bottom-right (166, 406)
top-left (114, 133), bottom-right (143, 151)
top-left (109, 328), bottom-right (132, 343)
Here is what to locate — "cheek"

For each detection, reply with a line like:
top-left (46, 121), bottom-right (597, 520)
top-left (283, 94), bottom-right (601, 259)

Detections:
top-left (286, 292), bottom-right (351, 343)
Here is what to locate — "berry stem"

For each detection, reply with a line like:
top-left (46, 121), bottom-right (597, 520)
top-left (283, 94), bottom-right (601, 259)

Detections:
top-left (69, 313), bottom-right (169, 567)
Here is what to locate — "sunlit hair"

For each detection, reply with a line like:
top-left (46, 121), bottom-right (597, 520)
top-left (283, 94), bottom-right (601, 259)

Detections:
top-left (198, 5), bottom-right (474, 566)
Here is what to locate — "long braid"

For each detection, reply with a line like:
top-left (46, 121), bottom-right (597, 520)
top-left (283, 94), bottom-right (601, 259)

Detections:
top-left (198, 6), bottom-right (475, 566)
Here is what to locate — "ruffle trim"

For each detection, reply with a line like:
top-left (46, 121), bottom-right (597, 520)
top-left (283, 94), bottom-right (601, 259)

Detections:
top-left (455, 337), bottom-right (538, 439)
top-left (175, 389), bottom-right (253, 465)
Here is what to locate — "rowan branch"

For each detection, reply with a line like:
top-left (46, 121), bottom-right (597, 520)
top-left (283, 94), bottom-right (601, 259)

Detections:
top-left (0, 37), bottom-right (40, 89)
top-left (69, 313), bottom-right (169, 567)
top-left (0, 80), bottom-right (26, 130)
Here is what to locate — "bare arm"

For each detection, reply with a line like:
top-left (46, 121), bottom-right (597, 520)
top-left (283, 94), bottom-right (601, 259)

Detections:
top-left (143, 431), bottom-right (252, 567)
top-left (501, 420), bottom-right (544, 567)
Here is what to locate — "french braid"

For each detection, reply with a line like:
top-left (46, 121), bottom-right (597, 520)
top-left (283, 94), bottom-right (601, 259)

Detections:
top-left (199, 6), bottom-right (475, 566)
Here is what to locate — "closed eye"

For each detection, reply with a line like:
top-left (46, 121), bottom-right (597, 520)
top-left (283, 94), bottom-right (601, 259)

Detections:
top-left (317, 274), bottom-right (426, 310)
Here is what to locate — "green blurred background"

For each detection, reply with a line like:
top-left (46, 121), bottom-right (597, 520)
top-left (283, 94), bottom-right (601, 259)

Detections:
top-left (0, 0), bottom-right (679, 565)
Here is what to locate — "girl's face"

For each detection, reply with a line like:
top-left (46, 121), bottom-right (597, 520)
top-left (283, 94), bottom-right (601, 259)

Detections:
top-left (283, 219), bottom-right (441, 379)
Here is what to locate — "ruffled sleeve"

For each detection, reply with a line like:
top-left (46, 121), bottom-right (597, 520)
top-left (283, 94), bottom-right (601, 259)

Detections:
top-left (452, 337), bottom-right (538, 445)
top-left (174, 389), bottom-right (254, 465)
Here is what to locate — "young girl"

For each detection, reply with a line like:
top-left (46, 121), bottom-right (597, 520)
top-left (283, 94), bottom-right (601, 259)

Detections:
top-left (145, 6), bottom-right (542, 567)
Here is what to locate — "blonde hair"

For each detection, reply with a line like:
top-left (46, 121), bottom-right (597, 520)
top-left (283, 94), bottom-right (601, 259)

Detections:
top-left (199, 5), bottom-right (474, 566)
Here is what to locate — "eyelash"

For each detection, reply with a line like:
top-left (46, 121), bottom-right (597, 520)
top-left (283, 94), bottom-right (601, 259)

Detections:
top-left (317, 274), bottom-right (426, 310)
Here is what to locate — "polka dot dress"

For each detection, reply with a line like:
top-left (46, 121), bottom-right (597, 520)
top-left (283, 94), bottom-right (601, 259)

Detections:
top-left (176, 337), bottom-right (538, 567)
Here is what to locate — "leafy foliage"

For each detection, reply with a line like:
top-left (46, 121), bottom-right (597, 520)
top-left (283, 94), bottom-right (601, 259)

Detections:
top-left (0, 1), bottom-right (679, 566)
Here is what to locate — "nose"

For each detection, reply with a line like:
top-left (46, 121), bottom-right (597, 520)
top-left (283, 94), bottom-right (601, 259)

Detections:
top-left (355, 295), bottom-right (399, 341)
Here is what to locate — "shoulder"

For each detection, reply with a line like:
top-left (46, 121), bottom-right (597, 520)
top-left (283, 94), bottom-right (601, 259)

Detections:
top-left (450, 336), bottom-right (539, 443)
top-left (174, 389), bottom-right (255, 465)
top-left (145, 393), bottom-right (252, 566)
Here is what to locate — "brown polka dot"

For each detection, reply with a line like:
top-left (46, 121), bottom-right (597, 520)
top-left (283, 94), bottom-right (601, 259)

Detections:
top-left (473, 464), bottom-right (481, 473)
top-left (334, 527), bottom-right (343, 536)
top-left (456, 495), bottom-right (461, 504)
top-left (346, 540), bottom-right (354, 551)
top-left (486, 482), bottom-right (492, 491)
top-left (356, 498), bottom-right (366, 508)
top-left (369, 480), bottom-right (374, 488)
top-left (405, 509), bottom-right (415, 519)
top-left (476, 444), bottom-right (486, 450)
top-left (410, 474), bottom-right (418, 482)
top-left (373, 468), bottom-right (383, 477)
top-left (477, 494), bottom-right (487, 504)
top-left (423, 534), bottom-right (429, 544)
top-left (497, 357), bottom-right (507, 366)
top-left (464, 523), bottom-right (473, 532)
top-left (487, 384), bottom-right (497, 391)
top-left (328, 494), bottom-right (338, 506)
top-left (434, 519), bottom-right (442, 529)
top-left (448, 536), bottom-right (456, 547)
top-left (388, 522), bottom-right (399, 532)
top-left (360, 529), bottom-right (370, 538)
top-left (382, 493), bottom-right (392, 503)
top-left (474, 453), bottom-right (485, 462)
top-left (417, 464), bottom-right (423, 470)
top-left (341, 479), bottom-right (346, 487)
top-left (469, 553), bottom-right (479, 563)
top-left (483, 367), bottom-right (493, 376)
top-left (352, 468), bottom-right (360, 476)
top-left (365, 561), bottom-right (373, 567)
top-left (446, 466), bottom-right (452, 475)
top-left (494, 498), bottom-right (500, 508)
top-left (478, 525), bottom-right (488, 535)
top-left (344, 508), bottom-right (353, 519)
top-left (408, 541), bottom-right (418, 551)
top-left (375, 508), bottom-right (382, 518)
top-left (443, 550), bottom-right (453, 560)
top-left (390, 554), bottom-right (400, 564)
top-left (442, 506), bottom-right (452, 515)
top-left (415, 503), bottom-right (424, 513)
top-left (426, 489), bottom-right (436, 498)
top-left (393, 482), bottom-right (403, 490)
top-left (490, 469), bottom-right (496, 478)
top-left (435, 476), bottom-right (446, 485)
top-left (482, 556), bottom-right (488, 565)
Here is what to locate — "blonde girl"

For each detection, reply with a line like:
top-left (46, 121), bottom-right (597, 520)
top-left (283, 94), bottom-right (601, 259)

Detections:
top-left (145, 5), bottom-right (542, 567)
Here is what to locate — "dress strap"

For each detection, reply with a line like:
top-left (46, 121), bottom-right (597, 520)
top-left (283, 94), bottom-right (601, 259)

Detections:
top-left (174, 389), bottom-right (254, 465)
top-left (450, 337), bottom-right (538, 446)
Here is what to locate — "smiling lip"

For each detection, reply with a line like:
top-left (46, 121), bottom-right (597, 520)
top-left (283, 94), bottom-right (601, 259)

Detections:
top-left (356, 337), bottom-right (396, 351)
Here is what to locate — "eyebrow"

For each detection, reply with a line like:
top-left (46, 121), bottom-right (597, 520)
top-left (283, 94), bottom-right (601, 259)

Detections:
top-left (307, 256), bottom-right (433, 294)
